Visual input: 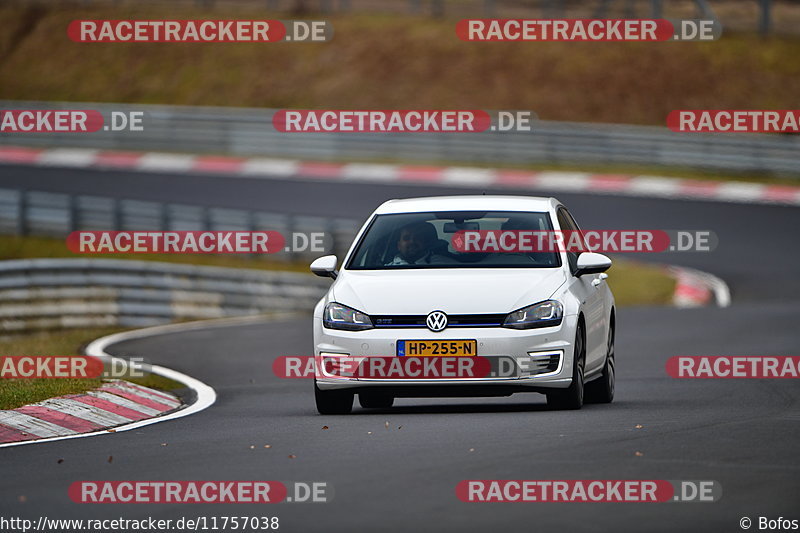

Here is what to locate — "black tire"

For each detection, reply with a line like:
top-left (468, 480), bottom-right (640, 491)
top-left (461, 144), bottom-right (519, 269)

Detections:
top-left (585, 320), bottom-right (615, 404)
top-left (546, 322), bottom-right (585, 410)
top-left (314, 381), bottom-right (354, 414)
top-left (359, 392), bottom-right (395, 409)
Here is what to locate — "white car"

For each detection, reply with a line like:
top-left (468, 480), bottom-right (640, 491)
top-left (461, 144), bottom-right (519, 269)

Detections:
top-left (310, 196), bottom-right (615, 414)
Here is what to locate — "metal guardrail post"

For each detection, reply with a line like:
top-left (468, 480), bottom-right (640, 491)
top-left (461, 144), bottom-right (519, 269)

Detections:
top-left (69, 195), bottom-right (78, 233)
top-left (112, 198), bottom-right (122, 231)
top-left (651, 0), bottom-right (663, 18)
top-left (624, 0), bottom-right (636, 18)
top-left (694, 0), bottom-right (715, 19)
top-left (431, 0), bottom-right (444, 18)
top-left (593, 0), bottom-right (612, 19)
top-left (18, 191), bottom-right (28, 236)
top-left (759, 0), bottom-right (772, 36)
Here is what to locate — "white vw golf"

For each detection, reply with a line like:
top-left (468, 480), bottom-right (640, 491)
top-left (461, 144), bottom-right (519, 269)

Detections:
top-left (310, 196), bottom-right (615, 414)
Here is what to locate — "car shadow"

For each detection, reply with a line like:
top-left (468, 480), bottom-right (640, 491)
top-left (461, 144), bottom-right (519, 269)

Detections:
top-left (351, 402), bottom-right (603, 415)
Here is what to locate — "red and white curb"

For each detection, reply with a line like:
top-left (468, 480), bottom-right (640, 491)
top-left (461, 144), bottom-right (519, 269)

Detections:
top-left (666, 265), bottom-right (731, 308)
top-left (0, 316), bottom-right (248, 448)
top-left (2, 146), bottom-right (799, 206)
top-left (0, 380), bottom-right (181, 445)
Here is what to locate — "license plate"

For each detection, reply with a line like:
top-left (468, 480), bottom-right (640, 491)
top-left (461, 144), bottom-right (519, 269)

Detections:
top-left (397, 340), bottom-right (477, 357)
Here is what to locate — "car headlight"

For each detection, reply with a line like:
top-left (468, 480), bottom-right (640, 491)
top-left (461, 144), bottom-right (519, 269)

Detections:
top-left (323, 302), bottom-right (373, 331)
top-left (503, 300), bottom-right (563, 329)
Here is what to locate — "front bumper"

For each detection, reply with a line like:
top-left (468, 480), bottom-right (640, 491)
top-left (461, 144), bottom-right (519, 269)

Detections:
top-left (314, 315), bottom-right (577, 393)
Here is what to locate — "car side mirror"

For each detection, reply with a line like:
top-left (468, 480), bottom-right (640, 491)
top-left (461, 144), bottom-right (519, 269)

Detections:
top-left (310, 255), bottom-right (338, 279)
top-left (575, 252), bottom-right (612, 277)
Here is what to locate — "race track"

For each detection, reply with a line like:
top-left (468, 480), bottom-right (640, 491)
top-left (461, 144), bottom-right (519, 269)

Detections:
top-left (0, 165), bottom-right (798, 532)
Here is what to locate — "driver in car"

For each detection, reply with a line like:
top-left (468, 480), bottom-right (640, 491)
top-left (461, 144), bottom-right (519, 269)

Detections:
top-left (385, 221), bottom-right (445, 266)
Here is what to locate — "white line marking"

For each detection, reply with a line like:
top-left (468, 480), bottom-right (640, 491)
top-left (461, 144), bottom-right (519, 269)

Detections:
top-left (0, 315), bottom-right (294, 448)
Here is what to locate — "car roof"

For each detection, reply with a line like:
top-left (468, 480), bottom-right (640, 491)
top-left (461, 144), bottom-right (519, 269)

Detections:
top-left (373, 195), bottom-right (560, 215)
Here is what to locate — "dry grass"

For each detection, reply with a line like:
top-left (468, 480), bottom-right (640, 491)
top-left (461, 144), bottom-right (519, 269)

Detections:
top-left (0, 4), bottom-right (798, 125)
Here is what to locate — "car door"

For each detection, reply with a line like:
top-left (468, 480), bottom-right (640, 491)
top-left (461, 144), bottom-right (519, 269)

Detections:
top-left (557, 206), bottom-right (607, 375)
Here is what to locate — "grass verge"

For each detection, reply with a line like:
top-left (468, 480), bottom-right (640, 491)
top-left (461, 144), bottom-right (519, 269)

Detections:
top-left (0, 327), bottom-right (184, 410)
top-left (0, 234), bottom-right (309, 273)
top-left (605, 258), bottom-right (676, 308)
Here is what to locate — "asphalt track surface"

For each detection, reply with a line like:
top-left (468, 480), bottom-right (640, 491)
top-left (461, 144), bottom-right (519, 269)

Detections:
top-left (1, 164), bottom-right (799, 532)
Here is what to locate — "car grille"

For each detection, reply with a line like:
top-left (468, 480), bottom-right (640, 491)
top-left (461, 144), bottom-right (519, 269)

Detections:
top-left (371, 314), bottom-right (506, 328)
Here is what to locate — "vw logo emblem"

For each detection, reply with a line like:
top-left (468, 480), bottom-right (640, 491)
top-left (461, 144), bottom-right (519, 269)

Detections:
top-left (426, 311), bottom-right (448, 332)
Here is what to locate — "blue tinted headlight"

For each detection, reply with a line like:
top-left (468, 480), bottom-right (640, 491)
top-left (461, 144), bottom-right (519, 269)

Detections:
top-left (323, 302), bottom-right (373, 331)
top-left (503, 300), bottom-right (563, 329)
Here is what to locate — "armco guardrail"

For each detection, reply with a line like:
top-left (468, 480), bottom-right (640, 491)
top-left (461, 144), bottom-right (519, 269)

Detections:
top-left (0, 258), bottom-right (331, 332)
top-left (0, 187), bottom-right (363, 261)
top-left (1, 101), bottom-right (798, 175)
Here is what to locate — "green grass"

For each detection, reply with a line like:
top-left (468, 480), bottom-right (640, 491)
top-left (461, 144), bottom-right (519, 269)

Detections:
top-left (605, 258), bottom-right (676, 308)
top-left (0, 327), bottom-right (184, 410)
top-left (0, 234), bottom-right (310, 273)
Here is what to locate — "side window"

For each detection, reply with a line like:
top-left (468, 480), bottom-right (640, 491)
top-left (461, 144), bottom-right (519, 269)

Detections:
top-left (556, 207), bottom-right (582, 274)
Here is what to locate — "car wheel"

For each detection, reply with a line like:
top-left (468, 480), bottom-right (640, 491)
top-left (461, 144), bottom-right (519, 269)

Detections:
top-left (359, 392), bottom-right (395, 409)
top-left (314, 380), bottom-right (354, 414)
top-left (586, 322), bottom-right (615, 404)
top-left (546, 322), bottom-right (585, 410)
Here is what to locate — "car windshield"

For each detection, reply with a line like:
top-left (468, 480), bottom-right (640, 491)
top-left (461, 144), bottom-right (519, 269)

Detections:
top-left (346, 210), bottom-right (561, 270)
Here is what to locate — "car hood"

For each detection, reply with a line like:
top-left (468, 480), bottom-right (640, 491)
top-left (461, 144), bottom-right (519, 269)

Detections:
top-left (332, 268), bottom-right (567, 315)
